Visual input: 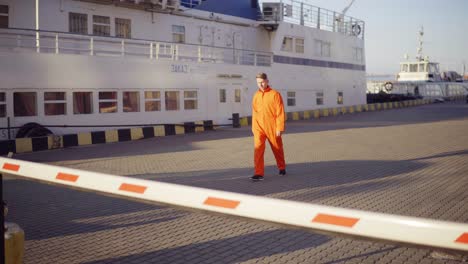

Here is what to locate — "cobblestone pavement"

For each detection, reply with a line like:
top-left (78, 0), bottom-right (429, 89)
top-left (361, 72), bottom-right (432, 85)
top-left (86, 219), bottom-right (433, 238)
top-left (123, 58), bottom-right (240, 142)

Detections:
top-left (4, 102), bottom-right (468, 264)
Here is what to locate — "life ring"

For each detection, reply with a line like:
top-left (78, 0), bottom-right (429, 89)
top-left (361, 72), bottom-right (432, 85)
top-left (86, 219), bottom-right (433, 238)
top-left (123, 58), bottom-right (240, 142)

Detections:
top-left (384, 82), bottom-right (393, 92)
top-left (352, 24), bottom-right (361, 36)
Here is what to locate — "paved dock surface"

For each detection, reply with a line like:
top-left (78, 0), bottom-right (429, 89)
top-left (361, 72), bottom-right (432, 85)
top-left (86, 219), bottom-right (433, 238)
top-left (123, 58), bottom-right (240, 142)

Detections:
top-left (4, 102), bottom-right (468, 263)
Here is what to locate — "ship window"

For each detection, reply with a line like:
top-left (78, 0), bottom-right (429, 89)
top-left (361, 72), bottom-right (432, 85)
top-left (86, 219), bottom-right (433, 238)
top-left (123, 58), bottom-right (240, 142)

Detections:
top-left (144, 91), bottom-right (161, 112)
top-left (69, 13), bottom-right (88, 34)
top-left (234, 89), bottom-right (241, 103)
top-left (337, 91), bottom-right (344, 105)
top-left (99, 91), bottom-right (117, 113)
top-left (116, 18), bottom-right (131, 39)
top-left (418, 63), bottom-right (426, 72)
top-left (353, 48), bottom-right (363, 62)
top-left (184, 91), bottom-right (198, 110)
top-left (315, 40), bottom-right (330, 57)
top-left (295, 38), bottom-right (304, 53)
top-left (219, 89), bottom-right (226, 103)
top-left (409, 64), bottom-right (418, 72)
top-left (165, 91), bottom-right (180, 111)
top-left (172, 25), bottom-right (185, 43)
top-left (287, 91), bottom-right (296, 106)
top-left (0, 5), bottom-right (8, 28)
top-left (281, 37), bottom-right (293, 52)
top-left (44, 92), bottom-right (66, 116)
top-left (14, 92), bottom-right (37, 117)
top-left (73, 92), bottom-right (93, 114)
top-left (123, 91), bottom-right (139, 112)
top-left (0, 92), bottom-right (5, 117)
top-left (402, 64), bottom-right (409, 72)
top-left (93, 15), bottom-right (110, 37)
top-left (316, 92), bottom-right (324, 105)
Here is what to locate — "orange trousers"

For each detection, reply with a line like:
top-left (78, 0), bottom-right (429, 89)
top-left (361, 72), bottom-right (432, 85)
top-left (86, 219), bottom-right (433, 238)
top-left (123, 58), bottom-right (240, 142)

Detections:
top-left (254, 130), bottom-right (285, 176)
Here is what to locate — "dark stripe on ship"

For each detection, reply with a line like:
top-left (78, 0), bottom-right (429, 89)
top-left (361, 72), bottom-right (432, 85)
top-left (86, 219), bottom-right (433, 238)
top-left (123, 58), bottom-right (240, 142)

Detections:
top-left (91, 131), bottom-right (106, 144)
top-left (273, 55), bottom-right (365, 71)
top-left (142, 127), bottom-right (155, 138)
top-left (118, 129), bottom-right (131, 142)
top-left (0, 140), bottom-right (15, 155)
top-left (203, 120), bottom-right (214, 130)
top-left (63, 134), bottom-right (78, 148)
top-left (32, 137), bottom-right (48, 152)
top-left (184, 122), bottom-right (195, 134)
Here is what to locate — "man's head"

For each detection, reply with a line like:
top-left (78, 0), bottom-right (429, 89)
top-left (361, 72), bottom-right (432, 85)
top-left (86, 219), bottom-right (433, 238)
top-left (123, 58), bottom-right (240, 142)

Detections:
top-left (256, 72), bottom-right (269, 91)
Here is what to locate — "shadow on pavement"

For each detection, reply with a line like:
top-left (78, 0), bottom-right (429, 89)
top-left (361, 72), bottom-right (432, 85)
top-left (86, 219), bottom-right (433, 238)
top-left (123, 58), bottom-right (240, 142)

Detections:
top-left (10, 103), bottom-right (468, 162)
top-left (4, 179), bottom-right (187, 240)
top-left (131, 159), bottom-right (428, 199)
top-left (84, 229), bottom-right (331, 264)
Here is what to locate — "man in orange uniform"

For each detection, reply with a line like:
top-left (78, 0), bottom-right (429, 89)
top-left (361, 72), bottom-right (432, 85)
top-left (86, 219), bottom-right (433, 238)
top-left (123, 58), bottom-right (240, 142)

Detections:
top-left (250, 73), bottom-right (286, 181)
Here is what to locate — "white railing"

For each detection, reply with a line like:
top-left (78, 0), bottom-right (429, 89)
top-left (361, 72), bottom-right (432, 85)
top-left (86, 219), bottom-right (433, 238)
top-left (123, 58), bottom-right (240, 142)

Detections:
top-left (260, 0), bottom-right (365, 39)
top-left (0, 28), bottom-right (273, 67)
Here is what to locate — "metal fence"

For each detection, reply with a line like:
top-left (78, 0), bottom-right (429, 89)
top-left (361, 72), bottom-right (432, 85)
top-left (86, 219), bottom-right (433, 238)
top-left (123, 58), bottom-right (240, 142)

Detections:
top-left (260, 0), bottom-right (365, 39)
top-left (0, 28), bottom-right (273, 67)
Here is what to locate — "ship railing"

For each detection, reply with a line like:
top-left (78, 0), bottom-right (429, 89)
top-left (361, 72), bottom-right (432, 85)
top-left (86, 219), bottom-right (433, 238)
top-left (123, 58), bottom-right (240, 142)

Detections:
top-left (0, 28), bottom-right (273, 67)
top-left (259, 0), bottom-right (364, 39)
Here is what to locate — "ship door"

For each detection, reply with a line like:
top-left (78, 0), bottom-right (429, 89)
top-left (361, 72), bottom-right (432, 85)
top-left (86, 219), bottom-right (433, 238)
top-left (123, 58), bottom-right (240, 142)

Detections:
top-left (216, 83), bottom-right (244, 124)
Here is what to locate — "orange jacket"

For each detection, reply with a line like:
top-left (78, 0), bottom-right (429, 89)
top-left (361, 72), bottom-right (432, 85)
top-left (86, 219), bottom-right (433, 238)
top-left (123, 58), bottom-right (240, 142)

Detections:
top-left (252, 86), bottom-right (285, 134)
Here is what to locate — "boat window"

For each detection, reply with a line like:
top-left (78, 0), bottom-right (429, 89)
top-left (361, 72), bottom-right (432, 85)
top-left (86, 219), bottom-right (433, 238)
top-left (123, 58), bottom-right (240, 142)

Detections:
top-left (316, 92), bottom-right (324, 105)
top-left (287, 91), bottom-right (296, 106)
top-left (353, 48), bottom-right (363, 62)
top-left (184, 91), bottom-right (198, 110)
top-left (123, 91), bottom-right (140, 112)
top-left (315, 40), bottom-right (330, 57)
top-left (0, 5), bottom-right (8, 28)
top-left (73, 92), bottom-right (93, 114)
top-left (44, 92), bottom-right (66, 116)
top-left (93, 15), bottom-right (110, 37)
top-left (401, 64), bottom-right (409, 72)
top-left (165, 91), bottom-right (180, 111)
top-left (144, 91), bottom-right (161, 112)
top-left (428, 64), bottom-right (438, 73)
top-left (172, 25), bottom-right (185, 43)
top-left (14, 92), bottom-right (37, 117)
top-left (115, 18), bottom-right (131, 39)
top-left (281, 37), bottom-right (293, 52)
top-left (99, 91), bottom-right (117, 113)
top-left (234, 89), bottom-right (241, 103)
top-left (409, 64), bottom-right (418, 72)
top-left (418, 63), bottom-right (426, 72)
top-left (69, 13), bottom-right (88, 34)
top-left (337, 91), bottom-right (344, 104)
top-left (219, 89), bottom-right (226, 103)
top-left (0, 92), bottom-right (5, 117)
top-left (295, 38), bottom-right (304, 53)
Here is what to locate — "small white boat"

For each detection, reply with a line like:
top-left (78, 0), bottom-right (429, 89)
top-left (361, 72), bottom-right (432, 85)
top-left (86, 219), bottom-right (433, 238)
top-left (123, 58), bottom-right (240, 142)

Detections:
top-left (367, 27), bottom-right (468, 99)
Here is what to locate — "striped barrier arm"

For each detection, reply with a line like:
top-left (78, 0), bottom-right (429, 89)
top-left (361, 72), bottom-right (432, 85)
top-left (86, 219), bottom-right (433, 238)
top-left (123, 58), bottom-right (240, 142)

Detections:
top-left (1, 157), bottom-right (467, 252)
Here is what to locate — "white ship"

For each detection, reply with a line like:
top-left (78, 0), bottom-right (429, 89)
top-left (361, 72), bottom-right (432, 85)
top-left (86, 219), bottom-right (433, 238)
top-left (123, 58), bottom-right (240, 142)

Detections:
top-left (0, 0), bottom-right (366, 141)
top-left (367, 27), bottom-right (467, 99)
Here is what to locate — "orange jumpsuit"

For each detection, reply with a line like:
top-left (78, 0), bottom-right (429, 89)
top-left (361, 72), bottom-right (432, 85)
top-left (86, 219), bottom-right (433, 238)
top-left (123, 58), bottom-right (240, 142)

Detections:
top-left (252, 86), bottom-right (286, 176)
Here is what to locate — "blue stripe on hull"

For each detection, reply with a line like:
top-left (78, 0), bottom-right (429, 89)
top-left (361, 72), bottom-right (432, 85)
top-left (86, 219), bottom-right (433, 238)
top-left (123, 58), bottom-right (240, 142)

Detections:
top-left (273, 55), bottom-right (366, 71)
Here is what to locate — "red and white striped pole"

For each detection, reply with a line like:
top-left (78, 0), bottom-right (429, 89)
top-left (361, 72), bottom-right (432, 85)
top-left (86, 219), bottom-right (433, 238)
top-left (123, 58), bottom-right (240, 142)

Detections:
top-left (1, 157), bottom-right (467, 253)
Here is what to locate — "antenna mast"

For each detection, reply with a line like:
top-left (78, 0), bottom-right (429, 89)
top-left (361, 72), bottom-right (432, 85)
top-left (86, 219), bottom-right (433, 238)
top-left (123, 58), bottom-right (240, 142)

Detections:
top-left (416, 26), bottom-right (424, 61)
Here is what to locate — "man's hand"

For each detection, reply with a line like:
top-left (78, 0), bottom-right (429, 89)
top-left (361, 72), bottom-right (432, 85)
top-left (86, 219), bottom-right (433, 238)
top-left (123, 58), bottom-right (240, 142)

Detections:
top-left (276, 130), bottom-right (282, 137)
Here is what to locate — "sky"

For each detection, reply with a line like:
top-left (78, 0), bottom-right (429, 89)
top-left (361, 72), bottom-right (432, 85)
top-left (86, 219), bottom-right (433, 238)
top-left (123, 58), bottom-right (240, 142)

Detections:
top-left (264, 0), bottom-right (468, 75)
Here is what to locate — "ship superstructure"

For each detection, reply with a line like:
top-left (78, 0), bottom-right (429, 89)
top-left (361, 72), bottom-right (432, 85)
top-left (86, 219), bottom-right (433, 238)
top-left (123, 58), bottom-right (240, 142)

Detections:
top-left (0, 0), bottom-right (366, 140)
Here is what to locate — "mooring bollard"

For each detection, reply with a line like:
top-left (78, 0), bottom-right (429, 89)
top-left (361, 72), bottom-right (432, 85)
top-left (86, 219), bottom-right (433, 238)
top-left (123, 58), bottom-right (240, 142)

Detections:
top-left (232, 113), bottom-right (240, 128)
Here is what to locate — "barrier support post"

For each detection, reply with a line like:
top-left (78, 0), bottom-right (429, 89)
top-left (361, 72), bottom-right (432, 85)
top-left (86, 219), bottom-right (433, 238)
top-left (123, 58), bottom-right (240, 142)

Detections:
top-left (1, 173), bottom-right (4, 264)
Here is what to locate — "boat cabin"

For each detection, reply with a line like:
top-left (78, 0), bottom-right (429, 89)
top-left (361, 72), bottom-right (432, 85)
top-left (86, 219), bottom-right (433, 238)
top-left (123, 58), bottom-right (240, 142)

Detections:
top-left (397, 60), bottom-right (441, 82)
